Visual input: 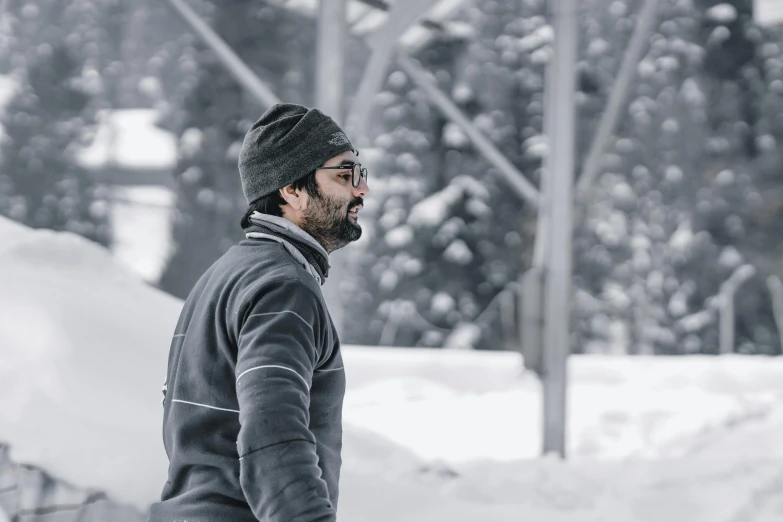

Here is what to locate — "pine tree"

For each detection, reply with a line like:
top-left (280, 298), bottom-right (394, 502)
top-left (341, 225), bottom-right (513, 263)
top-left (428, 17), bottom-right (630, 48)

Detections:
top-left (347, 0), bottom-right (783, 355)
top-left (157, 1), bottom-right (319, 298)
top-left (345, 0), bottom-right (547, 349)
top-left (573, 0), bottom-right (783, 355)
top-left (0, 43), bottom-right (110, 245)
top-left (0, 0), bottom-right (148, 247)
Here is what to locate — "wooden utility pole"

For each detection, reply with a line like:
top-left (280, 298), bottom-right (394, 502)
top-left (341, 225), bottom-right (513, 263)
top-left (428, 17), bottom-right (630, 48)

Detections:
top-left (541, 0), bottom-right (578, 458)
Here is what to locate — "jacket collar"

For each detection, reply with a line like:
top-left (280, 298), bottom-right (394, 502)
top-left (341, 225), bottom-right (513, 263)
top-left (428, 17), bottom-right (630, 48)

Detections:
top-left (245, 213), bottom-right (331, 285)
top-left (249, 213), bottom-right (330, 259)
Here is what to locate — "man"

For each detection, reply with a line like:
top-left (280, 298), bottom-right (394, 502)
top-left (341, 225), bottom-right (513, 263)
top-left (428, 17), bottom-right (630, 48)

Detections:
top-left (149, 103), bottom-right (370, 522)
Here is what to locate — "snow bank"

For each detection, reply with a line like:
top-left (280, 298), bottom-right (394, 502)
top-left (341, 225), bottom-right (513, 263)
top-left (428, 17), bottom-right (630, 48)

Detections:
top-left (2, 215), bottom-right (783, 521)
top-left (0, 216), bottom-right (179, 508)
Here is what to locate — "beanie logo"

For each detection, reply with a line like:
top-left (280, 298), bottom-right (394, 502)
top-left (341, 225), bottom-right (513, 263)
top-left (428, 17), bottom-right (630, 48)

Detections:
top-left (328, 132), bottom-right (350, 147)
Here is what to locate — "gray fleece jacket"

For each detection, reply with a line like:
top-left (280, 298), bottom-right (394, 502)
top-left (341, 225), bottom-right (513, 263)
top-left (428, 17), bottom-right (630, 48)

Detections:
top-left (149, 215), bottom-right (345, 522)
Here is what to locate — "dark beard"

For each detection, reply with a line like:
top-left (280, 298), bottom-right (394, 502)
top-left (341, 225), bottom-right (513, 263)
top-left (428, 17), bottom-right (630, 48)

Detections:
top-left (300, 194), bottom-right (363, 253)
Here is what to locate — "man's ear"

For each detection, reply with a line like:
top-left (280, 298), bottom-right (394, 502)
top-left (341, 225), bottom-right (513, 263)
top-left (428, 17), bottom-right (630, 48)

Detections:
top-left (279, 184), bottom-right (307, 211)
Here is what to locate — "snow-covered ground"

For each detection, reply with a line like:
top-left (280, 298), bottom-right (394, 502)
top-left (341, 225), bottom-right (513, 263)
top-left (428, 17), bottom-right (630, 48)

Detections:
top-left (1, 215), bottom-right (782, 521)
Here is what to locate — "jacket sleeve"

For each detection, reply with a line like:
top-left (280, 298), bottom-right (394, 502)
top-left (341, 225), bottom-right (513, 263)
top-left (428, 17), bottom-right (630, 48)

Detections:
top-left (234, 278), bottom-right (335, 522)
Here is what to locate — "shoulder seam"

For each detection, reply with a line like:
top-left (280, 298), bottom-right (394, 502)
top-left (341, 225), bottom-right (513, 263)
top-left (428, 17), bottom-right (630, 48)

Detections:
top-left (239, 278), bottom-right (329, 362)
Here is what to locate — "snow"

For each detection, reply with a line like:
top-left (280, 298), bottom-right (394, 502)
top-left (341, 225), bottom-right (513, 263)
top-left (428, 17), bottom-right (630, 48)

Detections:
top-left (442, 238), bottom-right (473, 264)
top-left (384, 225), bottom-right (415, 248)
top-left (586, 38), bottom-right (610, 58)
top-left (516, 24), bottom-right (554, 53)
top-left (409, 187), bottom-right (460, 227)
top-left (523, 133), bottom-right (549, 158)
top-left (108, 185), bottom-right (175, 283)
top-left (669, 219), bottom-right (694, 254)
top-left (442, 121), bottom-right (470, 148)
top-left (0, 75), bottom-right (17, 113)
top-left (408, 176), bottom-right (488, 228)
top-left (179, 127), bottom-right (203, 159)
top-left (708, 26), bottom-right (732, 46)
top-left (76, 109), bottom-right (177, 171)
top-left (0, 75), bottom-right (18, 142)
top-left (678, 310), bottom-right (713, 333)
top-left (719, 246), bottom-right (744, 269)
top-left (2, 215), bottom-right (783, 521)
top-left (441, 323), bottom-right (482, 350)
top-left (277, 0), bottom-right (470, 43)
top-left (706, 3), bottom-right (738, 24)
top-left (0, 216), bottom-right (179, 510)
top-left (716, 168), bottom-right (736, 186)
top-left (431, 291), bottom-right (456, 314)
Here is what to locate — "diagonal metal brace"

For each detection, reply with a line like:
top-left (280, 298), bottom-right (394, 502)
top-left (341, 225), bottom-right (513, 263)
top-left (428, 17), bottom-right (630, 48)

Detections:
top-left (347, 0), bottom-right (440, 141)
top-left (165, 0), bottom-right (280, 109)
top-left (395, 52), bottom-right (541, 208)
top-left (574, 0), bottom-right (659, 221)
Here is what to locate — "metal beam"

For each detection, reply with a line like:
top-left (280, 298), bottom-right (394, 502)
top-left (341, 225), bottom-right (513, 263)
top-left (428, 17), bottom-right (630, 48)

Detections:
top-left (346, 46), bottom-right (395, 143)
top-left (520, 267), bottom-right (545, 374)
top-left (352, 0), bottom-right (445, 32)
top-left (165, 0), bottom-right (280, 108)
top-left (348, 0), bottom-right (440, 142)
top-left (316, 0), bottom-right (347, 123)
top-left (767, 275), bottom-right (783, 353)
top-left (574, 0), bottom-right (659, 216)
top-left (541, 0), bottom-right (578, 458)
top-left (525, 0), bottom-right (657, 458)
top-left (364, 0), bottom-right (438, 52)
top-left (395, 52), bottom-right (541, 208)
top-left (531, 28), bottom-right (559, 270)
top-left (521, 4), bottom-right (560, 377)
top-left (719, 264), bottom-right (756, 354)
top-left (316, 0), bottom-right (348, 335)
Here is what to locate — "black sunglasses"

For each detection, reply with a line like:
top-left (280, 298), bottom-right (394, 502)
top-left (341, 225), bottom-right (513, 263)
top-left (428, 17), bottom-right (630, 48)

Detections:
top-left (316, 163), bottom-right (368, 188)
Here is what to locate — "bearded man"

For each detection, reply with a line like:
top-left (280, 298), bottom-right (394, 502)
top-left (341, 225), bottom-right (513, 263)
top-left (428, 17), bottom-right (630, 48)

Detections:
top-left (150, 103), bottom-right (370, 522)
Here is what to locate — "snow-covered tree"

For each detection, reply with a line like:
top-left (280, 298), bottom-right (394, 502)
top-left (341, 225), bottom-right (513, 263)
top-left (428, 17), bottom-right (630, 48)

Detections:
top-left (574, 0), bottom-right (783, 355)
top-left (157, 1), bottom-right (327, 298)
top-left (344, 0), bottom-right (547, 349)
top-left (346, 0), bottom-right (783, 355)
top-left (0, 13), bottom-right (111, 246)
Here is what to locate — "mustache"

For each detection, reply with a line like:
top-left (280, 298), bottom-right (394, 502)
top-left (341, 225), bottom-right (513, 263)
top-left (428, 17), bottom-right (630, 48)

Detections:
top-left (347, 197), bottom-right (364, 210)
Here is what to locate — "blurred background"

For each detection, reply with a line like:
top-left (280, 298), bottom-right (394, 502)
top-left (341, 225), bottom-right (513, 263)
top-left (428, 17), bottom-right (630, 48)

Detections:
top-left (3, 0), bottom-right (783, 355)
top-left (1, 0), bottom-right (783, 520)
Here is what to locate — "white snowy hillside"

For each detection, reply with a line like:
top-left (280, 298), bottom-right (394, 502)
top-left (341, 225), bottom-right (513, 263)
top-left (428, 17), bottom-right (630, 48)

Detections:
top-left (2, 215), bottom-right (783, 521)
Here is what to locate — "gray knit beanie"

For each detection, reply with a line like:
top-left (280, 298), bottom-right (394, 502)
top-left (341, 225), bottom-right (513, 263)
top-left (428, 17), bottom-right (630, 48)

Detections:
top-left (238, 103), bottom-right (355, 204)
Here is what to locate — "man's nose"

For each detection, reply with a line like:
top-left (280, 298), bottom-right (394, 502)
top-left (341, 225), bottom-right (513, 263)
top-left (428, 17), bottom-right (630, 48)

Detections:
top-left (353, 178), bottom-right (369, 197)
